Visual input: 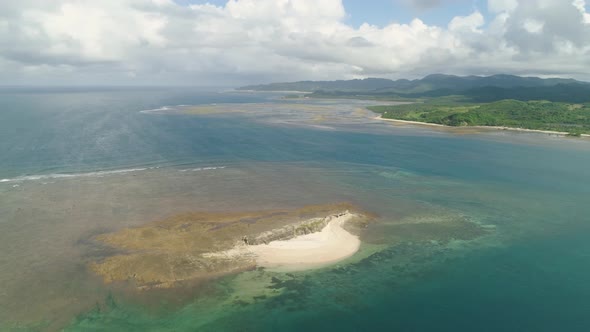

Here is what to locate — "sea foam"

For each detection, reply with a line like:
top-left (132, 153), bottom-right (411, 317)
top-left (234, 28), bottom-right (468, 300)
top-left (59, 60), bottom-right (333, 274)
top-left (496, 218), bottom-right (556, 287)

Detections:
top-left (139, 106), bottom-right (173, 113)
top-left (1, 165), bottom-right (227, 183)
top-left (0, 168), bottom-right (149, 183)
top-left (179, 166), bottom-right (226, 172)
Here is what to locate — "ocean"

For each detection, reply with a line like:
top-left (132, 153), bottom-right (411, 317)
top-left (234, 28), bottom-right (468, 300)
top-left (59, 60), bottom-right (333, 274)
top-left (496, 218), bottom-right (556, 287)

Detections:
top-left (1, 87), bottom-right (589, 331)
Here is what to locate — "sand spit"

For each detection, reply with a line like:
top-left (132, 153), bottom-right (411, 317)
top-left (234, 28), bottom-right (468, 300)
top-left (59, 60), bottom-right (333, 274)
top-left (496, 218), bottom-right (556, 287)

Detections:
top-left (205, 212), bottom-right (360, 271)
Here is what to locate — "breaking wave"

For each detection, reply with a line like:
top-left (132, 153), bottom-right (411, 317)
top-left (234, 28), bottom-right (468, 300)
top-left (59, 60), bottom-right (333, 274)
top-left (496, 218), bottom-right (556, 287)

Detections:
top-left (0, 168), bottom-right (151, 183)
top-left (139, 106), bottom-right (173, 113)
top-left (179, 166), bottom-right (226, 172)
top-left (1, 165), bottom-right (228, 184)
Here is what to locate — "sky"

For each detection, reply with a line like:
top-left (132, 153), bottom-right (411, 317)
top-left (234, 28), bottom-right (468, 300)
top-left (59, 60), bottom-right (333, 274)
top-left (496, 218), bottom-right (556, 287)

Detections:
top-left (0, 0), bottom-right (589, 86)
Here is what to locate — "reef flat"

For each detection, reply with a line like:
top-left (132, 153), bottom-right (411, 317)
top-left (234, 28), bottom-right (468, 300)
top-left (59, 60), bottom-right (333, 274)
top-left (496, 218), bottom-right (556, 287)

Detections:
top-left (90, 203), bottom-right (371, 289)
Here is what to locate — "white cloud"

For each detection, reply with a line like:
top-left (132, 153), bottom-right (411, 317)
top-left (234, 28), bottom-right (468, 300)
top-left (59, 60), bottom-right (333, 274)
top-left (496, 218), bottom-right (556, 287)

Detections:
top-left (448, 11), bottom-right (485, 33)
top-left (573, 0), bottom-right (590, 23)
top-left (0, 0), bottom-right (589, 85)
top-left (522, 18), bottom-right (544, 34)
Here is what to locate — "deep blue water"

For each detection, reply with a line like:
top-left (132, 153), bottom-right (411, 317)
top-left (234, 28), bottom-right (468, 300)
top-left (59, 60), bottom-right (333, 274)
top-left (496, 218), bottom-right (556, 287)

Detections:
top-left (1, 87), bottom-right (590, 331)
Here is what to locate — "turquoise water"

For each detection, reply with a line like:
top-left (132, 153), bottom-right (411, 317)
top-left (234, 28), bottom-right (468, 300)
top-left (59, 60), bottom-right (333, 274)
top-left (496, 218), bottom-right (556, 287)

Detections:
top-left (1, 87), bottom-right (590, 331)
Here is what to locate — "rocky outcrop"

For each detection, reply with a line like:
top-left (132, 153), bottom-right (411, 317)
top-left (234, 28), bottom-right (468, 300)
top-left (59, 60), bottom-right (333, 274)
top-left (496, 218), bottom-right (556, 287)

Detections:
top-left (248, 212), bottom-right (350, 245)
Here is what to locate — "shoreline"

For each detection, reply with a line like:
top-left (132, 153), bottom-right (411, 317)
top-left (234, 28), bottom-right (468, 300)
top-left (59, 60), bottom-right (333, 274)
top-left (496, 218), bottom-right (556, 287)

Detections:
top-left (374, 115), bottom-right (590, 137)
top-left (205, 212), bottom-right (361, 272)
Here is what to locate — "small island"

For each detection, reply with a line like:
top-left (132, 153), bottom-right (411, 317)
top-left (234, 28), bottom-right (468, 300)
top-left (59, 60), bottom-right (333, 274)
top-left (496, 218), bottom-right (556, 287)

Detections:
top-left (89, 203), bottom-right (372, 290)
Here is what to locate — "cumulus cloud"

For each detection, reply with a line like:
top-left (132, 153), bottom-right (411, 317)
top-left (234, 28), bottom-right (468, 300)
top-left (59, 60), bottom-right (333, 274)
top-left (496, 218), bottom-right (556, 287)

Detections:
top-left (500, 0), bottom-right (590, 55)
top-left (0, 0), bottom-right (589, 85)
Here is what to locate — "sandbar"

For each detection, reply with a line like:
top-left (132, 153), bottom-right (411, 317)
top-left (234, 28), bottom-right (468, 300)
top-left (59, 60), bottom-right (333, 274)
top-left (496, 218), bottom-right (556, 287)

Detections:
top-left (206, 212), bottom-right (361, 271)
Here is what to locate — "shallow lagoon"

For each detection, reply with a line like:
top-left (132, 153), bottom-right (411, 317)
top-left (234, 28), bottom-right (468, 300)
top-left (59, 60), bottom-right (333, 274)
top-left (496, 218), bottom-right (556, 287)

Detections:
top-left (1, 88), bottom-right (590, 331)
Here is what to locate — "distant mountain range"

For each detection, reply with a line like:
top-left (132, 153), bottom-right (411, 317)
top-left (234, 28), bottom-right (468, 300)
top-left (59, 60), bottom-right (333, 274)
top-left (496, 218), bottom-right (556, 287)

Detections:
top-left (239, 74), bottom-right (590, 103)
top-left (239, 74), bottom-right (586, 94)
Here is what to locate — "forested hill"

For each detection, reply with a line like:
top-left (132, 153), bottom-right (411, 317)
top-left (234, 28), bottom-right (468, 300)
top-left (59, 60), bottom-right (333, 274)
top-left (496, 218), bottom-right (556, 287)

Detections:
top-left (238, 74), bottom-right (585, 94)
top-left (369, 100), bottom-right (590, 136)
top-left (312, 83), bottom-right (590, 104)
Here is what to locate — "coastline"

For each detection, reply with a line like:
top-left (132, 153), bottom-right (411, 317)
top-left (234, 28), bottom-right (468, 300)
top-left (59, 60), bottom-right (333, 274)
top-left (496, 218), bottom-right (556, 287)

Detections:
top-left (374, 115), bottom-right (590, 137)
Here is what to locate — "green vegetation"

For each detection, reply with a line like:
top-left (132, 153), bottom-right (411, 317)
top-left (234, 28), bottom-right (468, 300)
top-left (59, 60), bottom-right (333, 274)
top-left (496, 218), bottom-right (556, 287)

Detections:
top-left (240, 74), bottom-right (582, 94)
top-left (460, 84), bottom-right (590, 103)
top-left (242, 74), bottom-right (590, 136)
top-left (310, 83), bottom-right (590, 104)
top-left (309, 90), bottom-right (419, 102)
top-left (369, 100), bottom-right (590, 135)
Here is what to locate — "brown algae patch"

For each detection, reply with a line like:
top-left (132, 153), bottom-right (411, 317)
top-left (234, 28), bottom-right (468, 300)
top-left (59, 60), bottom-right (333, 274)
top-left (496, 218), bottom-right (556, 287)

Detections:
top-left (90, 203), bottom-right (370, 289)
top-left (180, 103), bottom-right (337, 116)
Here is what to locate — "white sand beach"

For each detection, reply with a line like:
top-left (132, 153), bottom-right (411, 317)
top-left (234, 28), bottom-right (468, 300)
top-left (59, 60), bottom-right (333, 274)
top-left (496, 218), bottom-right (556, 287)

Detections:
top-left (205, 212), bottom-right (361, 271)
top-left (374, 115), bottom-right (590, 137)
